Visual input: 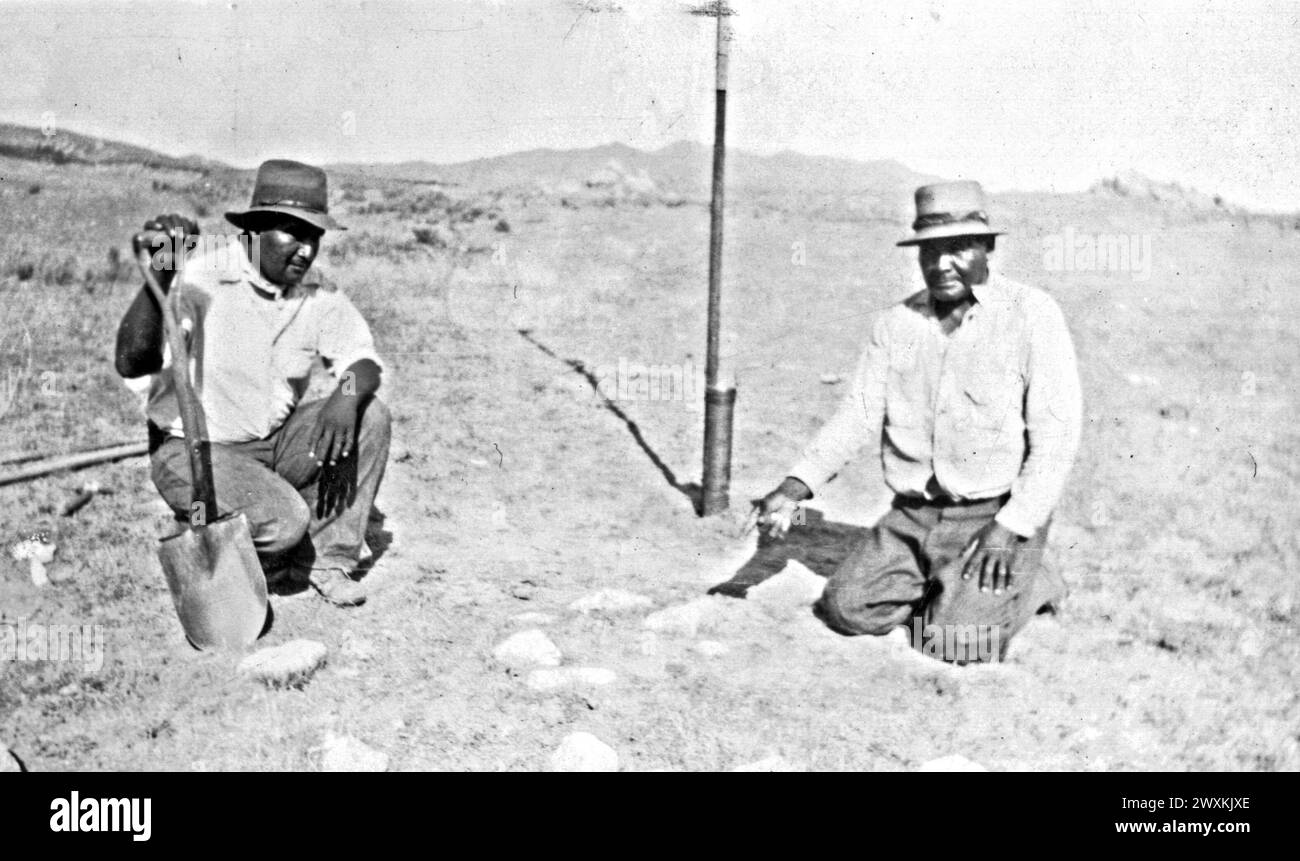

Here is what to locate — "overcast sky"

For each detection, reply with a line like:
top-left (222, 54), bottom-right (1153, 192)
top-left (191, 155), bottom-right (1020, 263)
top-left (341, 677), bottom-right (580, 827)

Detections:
top-left (3, 0), bottom-right (1298, 210)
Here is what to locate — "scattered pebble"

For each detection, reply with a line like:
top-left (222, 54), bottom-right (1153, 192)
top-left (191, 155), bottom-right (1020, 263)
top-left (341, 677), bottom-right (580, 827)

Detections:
top-left (1269, 592), bottom-right (1294, 621)
top-left (643, 596), bottom-right (731, 636)
top-left (746, 561), bottom-right (825, 609)
top-left (10, 533), bottom-right (57, 587)
top-left (0, 742), bottom-right (23, 773)
top-left (819, 372), bottom-right (844, 385)
top-left (526, 666), bottom-right (617, 692)
top-left (692, 640), bottom-right (730, 658)
top-left (320, 732), bottom-right (389, 772)
top-left (1070, 726), bottom-right (1104, 745)
top-left (238, 640), bottom-right (328, 687)
top-left (732, 755), bottom-right (800, 772)
top-left (341, 635), bottom-right (377, 661)
top-left (1236, 627), bottom-right (1263, 659)
top-left (918, 754), bottom-right (988, 772)
top-left (570, 588), bottom-right (653, 615)
top-left (492, 629), bottom-right (562, 669)
top-left (550, 732), bottom-right (619, 772)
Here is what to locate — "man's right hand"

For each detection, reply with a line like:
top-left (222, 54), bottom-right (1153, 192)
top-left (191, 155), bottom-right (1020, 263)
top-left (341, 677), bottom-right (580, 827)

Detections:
top-left (744, 476), bottom-right (812, 540)
top-left (133, 213), bottom-right (200, 291)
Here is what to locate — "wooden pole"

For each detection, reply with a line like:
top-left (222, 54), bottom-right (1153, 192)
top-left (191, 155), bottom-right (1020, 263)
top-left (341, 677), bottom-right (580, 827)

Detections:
top-left (701, 0), bottom-right (735, 516)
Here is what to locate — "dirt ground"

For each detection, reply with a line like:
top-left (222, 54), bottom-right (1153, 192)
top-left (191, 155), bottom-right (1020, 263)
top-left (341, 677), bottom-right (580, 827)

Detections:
top-left (1, 144), bottom-right (1297, 771)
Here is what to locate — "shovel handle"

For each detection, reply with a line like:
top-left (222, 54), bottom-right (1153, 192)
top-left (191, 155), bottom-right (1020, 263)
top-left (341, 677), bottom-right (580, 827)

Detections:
top-left (136, 241), bottom-right (218, 524)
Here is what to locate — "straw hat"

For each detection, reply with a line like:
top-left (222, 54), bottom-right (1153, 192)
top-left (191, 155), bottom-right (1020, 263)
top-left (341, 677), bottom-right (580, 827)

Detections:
top-left (896, 180), bottom-right (1001, 246)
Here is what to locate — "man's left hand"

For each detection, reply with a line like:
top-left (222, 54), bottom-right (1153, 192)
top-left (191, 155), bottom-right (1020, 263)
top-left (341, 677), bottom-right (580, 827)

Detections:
top-left (960, 520), bottom-right (1023, 595)
top-left (310, 391), bottom-right (359, 467)
top-left (310, 391), bottom-right (361, 518)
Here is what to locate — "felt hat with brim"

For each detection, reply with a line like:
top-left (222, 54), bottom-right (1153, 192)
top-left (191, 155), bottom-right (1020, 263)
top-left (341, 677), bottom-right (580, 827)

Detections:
top-left (225, 159), bottom-right (345, 232)
top-left (896, 180), bottom-right (1001, 247)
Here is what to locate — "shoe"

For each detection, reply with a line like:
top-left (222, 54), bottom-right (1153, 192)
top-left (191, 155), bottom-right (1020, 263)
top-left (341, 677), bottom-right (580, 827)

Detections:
top-left (307, 568), bottom-right (366, 607)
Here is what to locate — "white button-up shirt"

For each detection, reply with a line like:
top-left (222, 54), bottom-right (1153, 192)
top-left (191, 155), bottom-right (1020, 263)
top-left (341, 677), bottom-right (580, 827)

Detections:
top-left (145, 240), bottom-right (384, 444)
top-left (789, 272), bottom-right (1082, 537)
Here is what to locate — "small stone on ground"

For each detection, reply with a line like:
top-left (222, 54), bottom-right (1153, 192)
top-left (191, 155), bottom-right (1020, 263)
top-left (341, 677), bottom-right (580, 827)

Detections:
top-left (569, 588), bottom-right (653, 614)
top-left (643, 596), bottom-right (733, 636)
top-left (238, 639), bottom-right (328, 687)
top-left (746, 560), bottom-right (825, 609)
top-left (320, 732), bottom-right (390, 772)
top-left (918, 754), bottom-right (987, 772)
top-left (0, 742), bottom-right (23, 773)
top-left (526, 666), bottom-right (617, 692)
top-left (492, 629), bottom-right (562, 669)
top-left (550, 732), bottom-right (619, 772)
top-left (693, 640), bottom-right (730, 658)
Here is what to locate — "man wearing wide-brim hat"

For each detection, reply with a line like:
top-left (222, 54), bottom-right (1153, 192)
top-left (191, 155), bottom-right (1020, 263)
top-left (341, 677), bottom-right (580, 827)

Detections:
top-left (114, 159), bottom-right (389, 607)
top-left (749, 180), bottom-right (1082, 662)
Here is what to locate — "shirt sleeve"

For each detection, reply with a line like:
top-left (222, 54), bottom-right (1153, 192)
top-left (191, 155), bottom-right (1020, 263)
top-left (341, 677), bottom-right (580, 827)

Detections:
top-left (316, 291), bottom-right (385, 386)
top-left (995, 295), bottom-right (1083, 537)
top-left (787, 313), bottom-right (890, 496)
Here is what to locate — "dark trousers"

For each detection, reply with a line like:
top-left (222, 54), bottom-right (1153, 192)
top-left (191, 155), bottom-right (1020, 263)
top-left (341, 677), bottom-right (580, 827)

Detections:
top-left (149, 398), bottom-right (391, 574)
top-left (815, 495), bottom-right (1066, 663)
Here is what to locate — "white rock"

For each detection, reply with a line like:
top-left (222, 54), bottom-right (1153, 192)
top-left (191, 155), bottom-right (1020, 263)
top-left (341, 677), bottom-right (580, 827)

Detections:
top-left (320, 732), bottom-right (389, 772)
top-left (341, 635), bottom-right (376, 660)
top-left (732, 755), bottom-right (799, 772)
top-left (511, 612), bottom-right (557, 625)
top-left (526, 666), bottom-right (617, 692)
top-left (746, 561), bottom-right (825, 609)
top-left (550, 732), bottom-right (619, 772)
top-left (1237, 627), bottom-right (1263, 659)
top-left (0, 742), bottom-right (22, 773)
top-left (1071, 726), bottom-right (1104, 744)
top-left (819, 373), bottom-right (844, 385)
top-left (569, 589), bottom-right (654, 615)
top-left (239, 640), bottom-right (328, 687)
top-left (492, 629), bottom-right (562, 669)
top-left (918, 754), bottom-right (988, 772)
top-left (693, 640), bottom-right (730, 658)
top-left (643, 596), bottom-right (730, 636)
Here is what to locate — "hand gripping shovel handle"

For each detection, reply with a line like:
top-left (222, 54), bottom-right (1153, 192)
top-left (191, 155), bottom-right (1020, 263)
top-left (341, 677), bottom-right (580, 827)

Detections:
top-left (135, 240), bottom-right (218, 524)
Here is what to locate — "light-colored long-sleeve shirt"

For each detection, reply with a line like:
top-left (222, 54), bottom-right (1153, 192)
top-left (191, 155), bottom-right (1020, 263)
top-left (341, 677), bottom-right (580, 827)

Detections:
top-left (788, 272), bottom-right (1082, 537)
top-left (144, 239), bottom-right (384, 444)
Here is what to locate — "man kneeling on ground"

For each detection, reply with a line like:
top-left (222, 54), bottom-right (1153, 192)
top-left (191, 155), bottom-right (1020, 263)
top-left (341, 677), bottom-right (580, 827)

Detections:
top-left (115, 159), bottom-right (390, 606)
top-left (750, 181), bottom-right (1083, 662)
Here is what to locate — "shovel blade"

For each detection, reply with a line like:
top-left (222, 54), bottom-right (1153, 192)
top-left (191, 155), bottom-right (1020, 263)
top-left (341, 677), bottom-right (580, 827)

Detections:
top-left (158, 513), bottom-right (268, 650)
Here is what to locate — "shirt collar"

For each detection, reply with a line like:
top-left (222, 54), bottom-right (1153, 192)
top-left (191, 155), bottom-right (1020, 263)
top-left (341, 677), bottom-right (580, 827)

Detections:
top-left (909, 271), bottom-right (1005, 321)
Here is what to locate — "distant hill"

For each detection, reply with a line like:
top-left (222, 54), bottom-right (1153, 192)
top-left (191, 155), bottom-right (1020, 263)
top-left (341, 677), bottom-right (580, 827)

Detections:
top-left (1, 121), bottom-right (1282, 223)
top-left (331, 140), bottom-right (940, 202)
top-left (1090, 169), bottom-right (1232, 214)
top-left (0, 122), bottom-right (222, 174)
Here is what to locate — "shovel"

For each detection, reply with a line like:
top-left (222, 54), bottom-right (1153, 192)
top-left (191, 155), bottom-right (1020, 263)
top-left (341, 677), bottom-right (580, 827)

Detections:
top-left (135, 236), bottom-right (268, 650)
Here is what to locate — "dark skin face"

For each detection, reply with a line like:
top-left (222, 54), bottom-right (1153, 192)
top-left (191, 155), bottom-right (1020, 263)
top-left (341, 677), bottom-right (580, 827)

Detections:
top-left (918, 235), bottom-right (991, 305)
top-left (246, 215), bottom-right (324, 287)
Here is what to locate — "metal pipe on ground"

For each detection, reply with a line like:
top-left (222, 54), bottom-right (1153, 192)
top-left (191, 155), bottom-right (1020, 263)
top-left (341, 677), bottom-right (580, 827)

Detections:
top-left (0, 442), bottom-right (148, 487)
